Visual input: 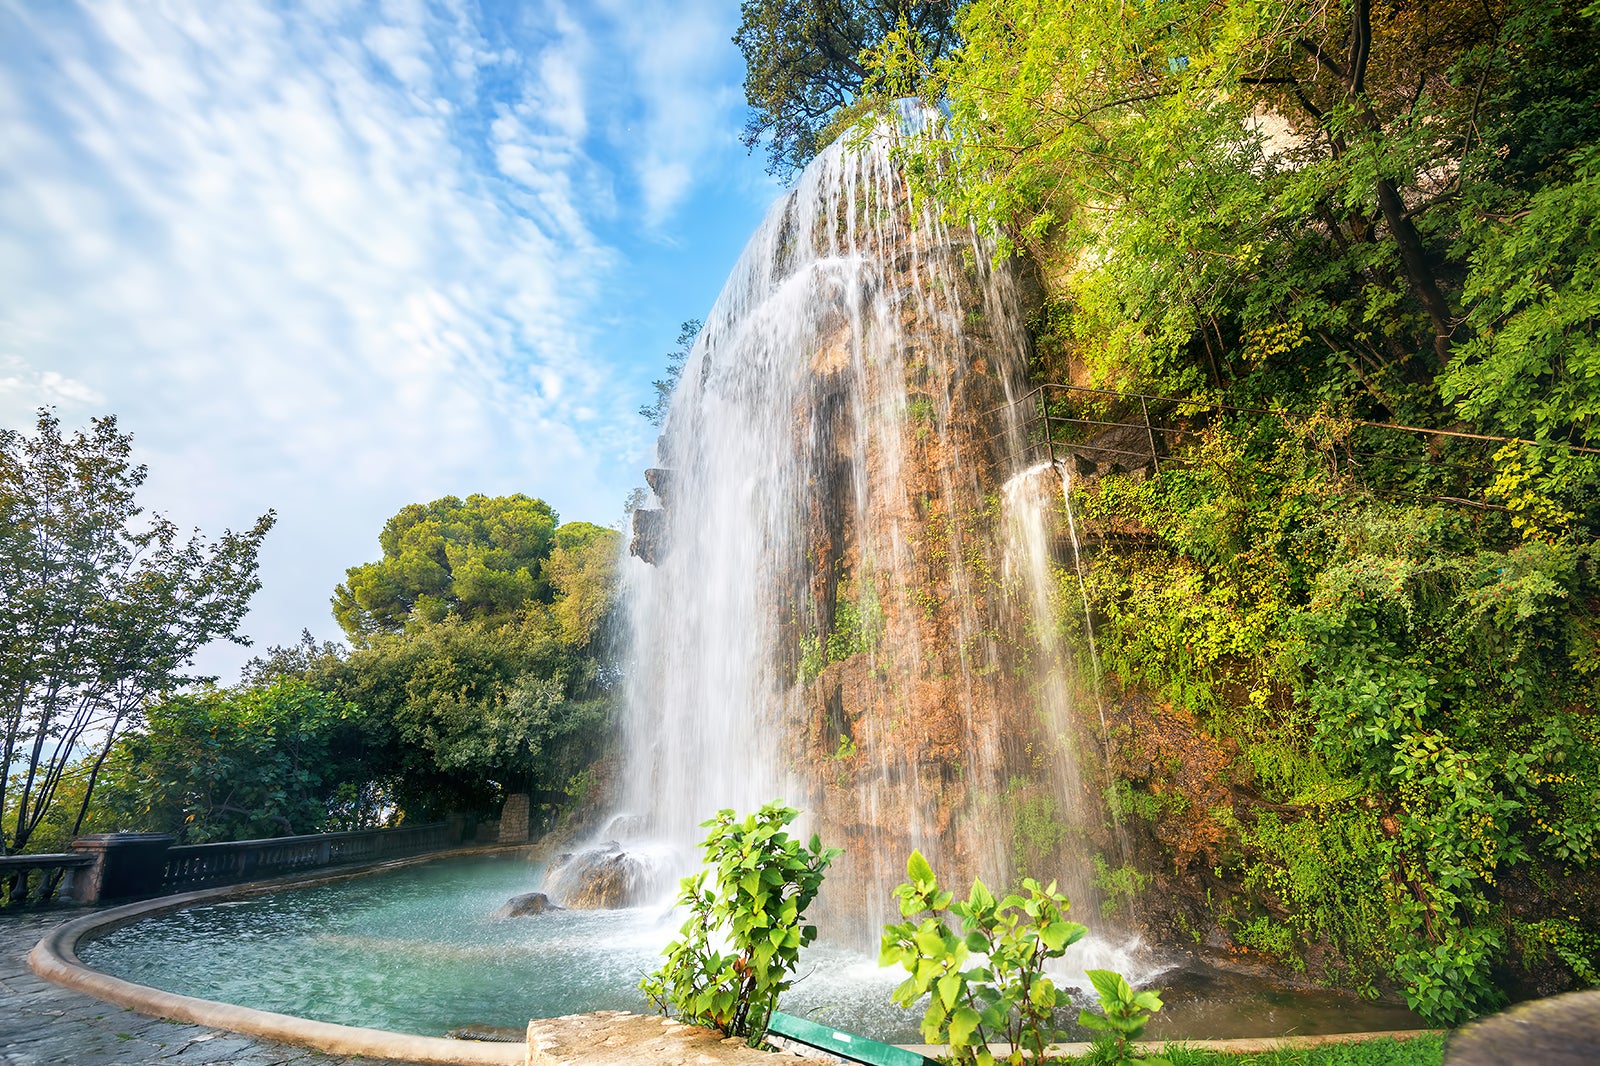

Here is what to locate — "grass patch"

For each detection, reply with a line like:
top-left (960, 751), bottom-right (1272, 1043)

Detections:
top-left (1151, 1034), bottom-right (1445, 1066)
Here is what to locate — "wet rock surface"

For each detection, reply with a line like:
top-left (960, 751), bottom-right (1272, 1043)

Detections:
top-left (1444, 989), bottom-right (1600, 1066)
top-left (491, 892), bottom-right (562, 918)
top-left (539, 842), bottom-right (671, 910)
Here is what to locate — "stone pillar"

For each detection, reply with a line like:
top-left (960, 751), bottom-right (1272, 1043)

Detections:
top-left (498, 793), bottom-right (530, 844)
top-left (68, 833), bottom-right (175, 903)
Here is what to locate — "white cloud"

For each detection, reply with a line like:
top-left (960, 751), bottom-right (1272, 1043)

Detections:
top-left (0, 355), bottom-right (106, 407)
top-left (591, 0), bottom-right (752, 227)
top-left (0, 0), bottom-right (666, 675)
top-left (0, 0), bottom-right (778, 683)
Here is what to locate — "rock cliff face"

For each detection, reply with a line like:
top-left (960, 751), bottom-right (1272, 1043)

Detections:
top-left (618, 116), bottom-right (1115, 945)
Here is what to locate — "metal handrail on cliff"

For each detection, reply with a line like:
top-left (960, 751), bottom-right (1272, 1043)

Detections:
top-left (983, 380), bottom-right (1599, 516)
top-left (999, 381), bottom-right (1600, 456)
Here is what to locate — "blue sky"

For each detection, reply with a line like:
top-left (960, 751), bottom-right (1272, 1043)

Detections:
top-left (0, 0), bottom-right (778, 678)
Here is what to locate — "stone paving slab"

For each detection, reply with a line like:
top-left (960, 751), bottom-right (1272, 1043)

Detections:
top-left (1, 907), bottom-right (410, 1066)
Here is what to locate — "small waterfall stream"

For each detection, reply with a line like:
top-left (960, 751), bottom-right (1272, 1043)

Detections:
top-left (598, 114), bottom-right (1122, 956)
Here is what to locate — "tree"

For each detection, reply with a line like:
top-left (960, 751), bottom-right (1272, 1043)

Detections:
top-left (735, 0), bottom-right (963, 176)
top-left (331, 493), bottom-right (558, 641)
top-left (639, 319), bottom-right (702, 427)
top-left (94, 680), bottom-right (371, 843)
top-left (240, 628), bottom-right (346, 688)
top-left (545, 521), bottom-right (622, 648)
top-left (322, 611), bottom-right (612, 819)
top-left (886, 0), bottom-right (1600, 413)
top-left (0, 409), bottom-right (273, 854)
top-left (320, 515), bottom-right (622, 819)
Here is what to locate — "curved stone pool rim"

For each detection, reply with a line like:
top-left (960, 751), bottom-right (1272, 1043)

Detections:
top-left (29, 846), bottom-right (527, 1066)
top-left (29, 849), bottom-right (1443, 1064)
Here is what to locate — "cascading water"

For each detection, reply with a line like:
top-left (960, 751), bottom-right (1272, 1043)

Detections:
top-left (608, 112), bottom-right (1121, 956)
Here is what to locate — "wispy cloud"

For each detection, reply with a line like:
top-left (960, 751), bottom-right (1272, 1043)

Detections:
top-left (0, 0), bottom-right (766, 676)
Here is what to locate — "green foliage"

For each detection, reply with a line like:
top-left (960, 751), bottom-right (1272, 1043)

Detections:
top-left (639, 319), bottom-right (701, 427)
top-left (734, 0), bottom-right (962, 176)
top-left (641, 802), bottom-right (839, 1043)
top-left (1514, 917), bottom-right (1600, 985)
top-left (827, 577), bottom-right (883, 661)
top-left (1079, 969), bottom-right (1169, 1066)
top-left (1067, 410), bottom-right (1600, 1022)
top-left (1158, 1034), bottom-right (1445, 1066)
top-left (94, 680), bottom-right (370, 843)
top-left (1445, 145), bottom-right (1600, 448)
top-left (314, 512), bottom-right (621, 818)
top-left (332, 494), bottom-right (561, 641)
top-left (1294, 512), bottom-right (1600, 1021)
top-left (320, 610), bottom-right (614, 818)
top-left (0, 409), bottom-right (273, 854)
top-left (1233, 808), bottom-right (1392, 987)
top-left (1091, 854), bottom-right (1150, 922)
top-left (879, 849), bottom-right (1089, 1065)
top-left (1007, 779), bottom-right (1070, 883)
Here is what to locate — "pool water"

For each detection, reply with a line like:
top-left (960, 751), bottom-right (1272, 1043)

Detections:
top-left (80, 854), bottom-right (1422, 1043)
top-left (81, 855), bottom-right (923, 1039)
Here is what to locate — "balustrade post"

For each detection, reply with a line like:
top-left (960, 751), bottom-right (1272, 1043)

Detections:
top-left (68, 833), bottom-right (175, 903)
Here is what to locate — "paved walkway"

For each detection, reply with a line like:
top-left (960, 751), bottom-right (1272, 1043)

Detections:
top-left (1, 908), bottom-right (408, 1066)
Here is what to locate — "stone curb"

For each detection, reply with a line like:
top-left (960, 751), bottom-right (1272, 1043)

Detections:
top-left (27, 847), bottom-right (528, 1066)
top-left (905, 1028), bottom-right (1443, 1058)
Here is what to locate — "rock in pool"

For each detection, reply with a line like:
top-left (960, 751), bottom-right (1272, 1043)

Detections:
top-left (492, 891), bottom-right (563, 918)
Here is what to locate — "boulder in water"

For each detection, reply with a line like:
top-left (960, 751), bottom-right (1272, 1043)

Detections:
top-left (540, 841), bottom-right (673, 909)
top-left (492, 891), bottom-right (562, 918)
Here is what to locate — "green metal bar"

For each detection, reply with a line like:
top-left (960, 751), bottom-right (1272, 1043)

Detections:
top-left (765, 1012), bottom-right (937, 1066)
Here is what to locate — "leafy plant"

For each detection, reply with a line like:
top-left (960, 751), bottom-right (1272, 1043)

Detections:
top-left (879, 849), bottom-right (1090, 1065)
top-left (640, 802), bottom-right (839, 1043)
top-left (1079, 968), bottom-right (1168, 1066)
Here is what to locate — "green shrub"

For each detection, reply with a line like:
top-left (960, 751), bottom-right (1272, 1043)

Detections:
top-left (879, 849), bottom-right (1090, 1065)
top-left (1079, 968), bottom-right (1169, 1065)
top-left (640, 802), bottom-right (840, 1043)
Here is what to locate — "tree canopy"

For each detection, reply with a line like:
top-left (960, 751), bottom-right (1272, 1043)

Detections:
top-left (735, 0), bottom-right (963, 176)
top-left (0, 409), bottom-right (273, 854)
top-left (94, 680), bottom-right (371, 844)
top-left (320, 500), bottom-right (622, 818)
top-left (332, 493), bottom-right (559, 641)
top-left (639, 319), bottom-right (702, 427)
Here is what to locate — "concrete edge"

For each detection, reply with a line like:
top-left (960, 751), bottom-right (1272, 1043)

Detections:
top-left (902, 1028), bottom-right (1444, 1057)
top-left (28, 847), bottom-right (528, 1066)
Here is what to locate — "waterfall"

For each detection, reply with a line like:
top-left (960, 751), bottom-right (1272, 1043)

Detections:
top-left (612, 115), bottom-right (1113, 948)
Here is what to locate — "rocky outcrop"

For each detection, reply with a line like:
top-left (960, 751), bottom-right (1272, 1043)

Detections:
top-left (630, 508), bottom-right (664, 564)
top-left (539, 842), bottom-right (673, 909)
top-left (491, 892), bottom-right (562, 919)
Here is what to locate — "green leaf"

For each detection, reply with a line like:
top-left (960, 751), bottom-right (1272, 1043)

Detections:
top-left (1087, 968), bottom-right (1132, 1007)
top-left (907, 849), bottom-right (935, 885)
top-left (1078, 1010), bottom-right (1113, 1032)
top-left (949, 1006), bottom-right (983, 1047)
